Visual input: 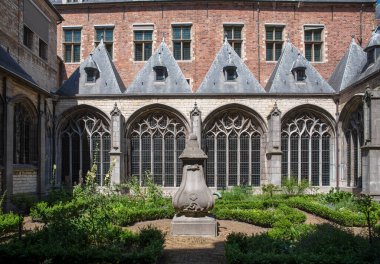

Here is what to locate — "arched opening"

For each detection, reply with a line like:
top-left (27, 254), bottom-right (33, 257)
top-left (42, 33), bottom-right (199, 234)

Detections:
top-left (13, 101), bottom-right (38, 165)
top-left (281, 106), bottom-right (335, 186)
top-left (58, 107), bottom-right (111, 186)
top-left (127, 108), bottom-right (188, 187)
top-left (203, 106), bottom-right (266, 188)
top-left (340, 99), bottom-right (364, 188)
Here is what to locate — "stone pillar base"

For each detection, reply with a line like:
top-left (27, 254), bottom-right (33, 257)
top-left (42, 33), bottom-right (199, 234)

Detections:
top-left (171, 215), bottom-right (217, 237)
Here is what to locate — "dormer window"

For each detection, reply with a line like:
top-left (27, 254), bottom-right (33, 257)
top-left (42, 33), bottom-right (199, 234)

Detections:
top-left (295, 69), bottom-right (306, 82)
top-left (367, 48), bottom-right (375, 65)
top-left (154, 66), bottom-right (167, 81)
top-left (223, 66), bottom-right (238, 81)
top-left (86, 68), bottom-right (98, 83)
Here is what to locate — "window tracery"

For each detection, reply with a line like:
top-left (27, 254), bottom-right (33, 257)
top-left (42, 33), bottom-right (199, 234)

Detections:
top-left (205, 113), bottom-right (261, 188)
top-left (281, 115), bottom-right (332, 186)
top-left (14, 103), bottom-right (37, 164)
top-left (344, 108), bottom-right (363, 187)
top-left (60, 114), bottom-right (110, 186)
top-left (130, 114), bottom-right (186, 187)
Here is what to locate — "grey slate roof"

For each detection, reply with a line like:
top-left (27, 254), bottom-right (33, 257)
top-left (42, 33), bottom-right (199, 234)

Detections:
top-left (328, 38), bottom-right (367, 92)
top-left (354, 32), bottom-right (380, 83)
top-left (197, 39), bottom-right (265, 94)
top-left (364, 32), bottom-right (380, 51)
top-left (50, 0), bottom-right (375, 4)
top-left (126, 41), bottom-right (191, 94)
top-left (265, 41), bottom-right (334, 94)
top-left (56, 39), bottom-right (125, 95)
top-left (0, 45), bottom-right (37, 87)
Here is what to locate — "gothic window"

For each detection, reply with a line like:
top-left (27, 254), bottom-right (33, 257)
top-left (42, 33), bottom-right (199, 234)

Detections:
top-left (60, 114), bottom-right (110, 186)
top-left (14, 103), bottom-right (37, 164)
top-left (281, 115), bottom-right (332, 186)
top-left (205, 113), bottom-right (261, 188)
top-left (344, 108), bottom-right (363, 187)
top-left (129, 114), bottom-right (186, 187)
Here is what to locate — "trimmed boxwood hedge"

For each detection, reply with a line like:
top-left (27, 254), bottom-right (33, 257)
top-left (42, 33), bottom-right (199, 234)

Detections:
top-left (0, 226), bottom-right (165, 264)
top-left (226, 224), bottom-right (380, 264)
top-left (284, 197), bottom-right (367, 226)
top-left (213, 204), bottom-right (306, 227)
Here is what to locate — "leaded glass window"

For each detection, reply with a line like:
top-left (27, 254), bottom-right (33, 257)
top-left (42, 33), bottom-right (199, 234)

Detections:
top-left (14, 103), bottom-right (37, 164)
top-left (129, 114), bottom-right (186, 187)
top-left (60, 114), bottom-right (110, 186)
top-left (344, 108), bottom-right (363, 187)
top-left (281, 115), bottom-right (332, 186)
top-left (205, 113), bottom-right (262, 188)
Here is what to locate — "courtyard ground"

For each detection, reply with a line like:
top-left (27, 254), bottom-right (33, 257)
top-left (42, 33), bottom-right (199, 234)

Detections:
top-left (126, 211), bottom-right (366, 264)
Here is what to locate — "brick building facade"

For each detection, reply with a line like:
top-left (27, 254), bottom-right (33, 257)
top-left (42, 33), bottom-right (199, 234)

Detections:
top-left (1, 0), bottom-right (380, 201)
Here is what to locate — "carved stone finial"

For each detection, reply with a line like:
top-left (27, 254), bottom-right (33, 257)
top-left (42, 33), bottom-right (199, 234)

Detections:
top-left (162, 32), bottom-right (165, 42)
top-left (268, 101), bottom-right (281, 118)
top-left (191, 102), bottom-right (201, 116)
top-left (110, 102), bottom-right (121, 116)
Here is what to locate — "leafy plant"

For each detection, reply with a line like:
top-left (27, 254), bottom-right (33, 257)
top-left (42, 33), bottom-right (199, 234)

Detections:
top-left (281, 176), bottom-right (310, 196)
top-left (354, 194), bottom-right (379, 244)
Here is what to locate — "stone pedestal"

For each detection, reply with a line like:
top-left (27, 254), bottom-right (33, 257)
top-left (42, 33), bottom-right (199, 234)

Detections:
top-left (171, 215), bottom-right (217, 237)
top-left (171, 134), bottom-right (217, 237)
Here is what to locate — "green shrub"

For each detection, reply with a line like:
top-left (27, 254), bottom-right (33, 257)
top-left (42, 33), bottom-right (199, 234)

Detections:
top-left (282, 177), bottom-right (310, 196)
top-left (0, 212), bottom-right (20, 237)
top-left (0, 225), bottom-right (165, 264)
top-left (226, 224), bottom-right (380, 264)
top-left (214, 205), bottom-right (305, 228)
top-left (220, 185), bottom-right (252, 201)
top-left (285, 196), bottom-right (369, 226)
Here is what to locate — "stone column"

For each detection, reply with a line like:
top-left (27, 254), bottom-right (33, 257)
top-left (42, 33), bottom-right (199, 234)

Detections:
top-left (190, 103), bottom-right (202, 147)
top-left (266, 103), bottom-right (282, 186)
top-left (4, 79), bottom-right (14, 210)
top-left (109, 103), bottom-right (124, 185)
top-left (361, 89), bottom-right (380, 200)
top-left (37, 96), bottom-right (46, 196)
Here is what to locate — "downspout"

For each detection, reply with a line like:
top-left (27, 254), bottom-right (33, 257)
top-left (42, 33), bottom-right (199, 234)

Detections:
top-left (256, 3), bottom-right (261, 83)
top-left (335, 97), bottom-right (340, 190)
top-left (359, 4), bottom-right (363, 46)
top-left (2, 78), bottom-right (6, 195)
top-left (37, 94), bottom-right (41, 197)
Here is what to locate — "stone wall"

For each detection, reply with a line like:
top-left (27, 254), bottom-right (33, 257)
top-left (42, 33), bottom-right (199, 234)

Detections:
top-left (55, 1), bottom-right (375, 90)
top-left (0, 0), bottom-right (60, 91)
top-left (56, 96), bottom-right (337, 128)
top-left (13, 168), bottom-right (37, 194)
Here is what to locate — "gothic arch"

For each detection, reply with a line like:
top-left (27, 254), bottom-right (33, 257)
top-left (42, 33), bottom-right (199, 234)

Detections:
top-left (125, 104), bottom-right (190, 136)
top-left (281, 104), bottom-right (336, 187)
top-left (339, 95), bottom-right (364, 188)
top-left (11, 96), bottom-right (38, 165)
top-left (125, 104), bottom-right (190, 187)
top-left (202, 104), bottom-right (267, 188)
top-left (56, 105), bottom-right (111, 186)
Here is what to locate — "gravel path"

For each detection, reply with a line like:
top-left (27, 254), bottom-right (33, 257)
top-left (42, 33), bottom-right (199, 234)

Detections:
top-left (128, 219), bottom-right (268, 264)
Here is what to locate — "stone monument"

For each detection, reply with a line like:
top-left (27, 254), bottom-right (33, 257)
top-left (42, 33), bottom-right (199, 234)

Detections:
top-left (171, 134), bottom-right (217, 236)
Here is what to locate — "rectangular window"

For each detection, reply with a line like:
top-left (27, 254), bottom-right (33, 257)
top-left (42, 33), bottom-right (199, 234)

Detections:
top-left (304, 26), bottom-right (323, 62)
top-left (95, 27), bottom-right (114, 58)
top-left (265, 26), bottom-right (284, 61)
top-left (134, 30), bottom-right (153, 61)
top-left (172, 25), bottom-right (191, 60)
top-left (39, 39), bottom-right (47, 60)
top-left (224, 25), bottom-right (243, 57)
top-left (23, 25), bottom-right (33, 49)
top-left (63, 28), bottom-right (81, 63)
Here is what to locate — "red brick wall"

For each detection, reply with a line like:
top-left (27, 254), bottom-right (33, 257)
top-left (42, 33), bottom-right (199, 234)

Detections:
top-left (56, 1), bottom-right (375, 91)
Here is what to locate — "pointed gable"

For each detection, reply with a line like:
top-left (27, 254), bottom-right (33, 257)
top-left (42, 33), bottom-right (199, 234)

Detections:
top-left (266, 41), bottom-right (334, 94)
top-left (126, 42), bottom-right (191, 94)
top-left (56, 40), bottom-right (125, 96)
top-left (197, 39), bottom-right (264, 93)
top-left (328, 38), bottom-right (366, 91)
